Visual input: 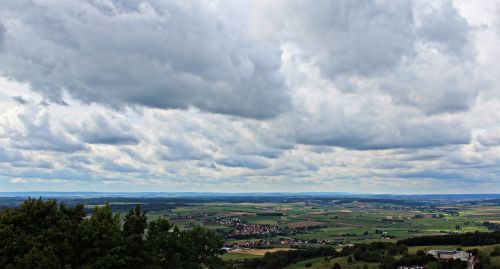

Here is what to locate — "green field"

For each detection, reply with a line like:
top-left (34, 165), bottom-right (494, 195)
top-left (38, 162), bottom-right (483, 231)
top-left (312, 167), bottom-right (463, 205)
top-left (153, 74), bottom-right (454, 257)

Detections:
top-left (141, 198), bottom-right (500, 267)
top-left (147, 200), bottom-right (497, 247)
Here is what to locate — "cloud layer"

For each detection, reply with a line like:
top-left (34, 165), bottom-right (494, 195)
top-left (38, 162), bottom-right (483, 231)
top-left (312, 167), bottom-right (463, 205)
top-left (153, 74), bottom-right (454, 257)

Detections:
top-left (0, 0), bottom-right (499, 193)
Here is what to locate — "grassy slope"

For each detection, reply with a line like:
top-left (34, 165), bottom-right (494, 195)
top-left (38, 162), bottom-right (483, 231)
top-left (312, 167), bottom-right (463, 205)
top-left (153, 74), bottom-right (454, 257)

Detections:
top-left (221, 252), bottom-right (259, 261)
top-left (286, 256), bottom-right (378, 269)
top-left (286, 244), bottom-right (500, 269)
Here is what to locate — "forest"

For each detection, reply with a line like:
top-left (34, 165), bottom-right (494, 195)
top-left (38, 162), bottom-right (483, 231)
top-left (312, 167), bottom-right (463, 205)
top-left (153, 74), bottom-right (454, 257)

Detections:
top-left (397, 231), bottom-right (500, 246)
top-left (0, 198), bottom-right (224, 269)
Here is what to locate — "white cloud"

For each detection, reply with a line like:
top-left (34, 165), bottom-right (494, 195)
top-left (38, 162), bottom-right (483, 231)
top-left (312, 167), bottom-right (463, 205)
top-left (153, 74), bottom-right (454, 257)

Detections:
top-left (0, 0), bottom-right (289, 119)
top-left (0, 0), bottom-right (499, 193)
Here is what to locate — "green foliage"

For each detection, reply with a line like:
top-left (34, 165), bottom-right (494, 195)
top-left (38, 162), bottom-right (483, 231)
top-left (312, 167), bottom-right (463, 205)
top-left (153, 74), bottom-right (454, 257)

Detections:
top-left (397, 231), bottom-right (500, 246)
top-left (0, 198), bottom-right (224, 269)
top-left (378, 255), bottom-right (396, 269)
top-left (240, 246), bottom-right (339, 269)
top-left (491, 246), bottom-right (500, 257)
top-left (341, 242), bottom-right (407, 263)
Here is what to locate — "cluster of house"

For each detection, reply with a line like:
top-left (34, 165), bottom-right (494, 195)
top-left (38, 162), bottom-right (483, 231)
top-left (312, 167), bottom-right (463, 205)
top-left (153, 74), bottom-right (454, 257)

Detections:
top-left (397, 250), bottom-right (478, 269)
top-left (169, 212), bottom-right (212, 221)
top-left (413, 213), bottom-right (445, 219)
top-left (217, 217), bottom-right (309, 239)
top-left (216, 217), bottom-right (283, 238)
top-left (223, 238), bottom-right (334, 249)
top-left (229, 224), bottom-right (280, 237)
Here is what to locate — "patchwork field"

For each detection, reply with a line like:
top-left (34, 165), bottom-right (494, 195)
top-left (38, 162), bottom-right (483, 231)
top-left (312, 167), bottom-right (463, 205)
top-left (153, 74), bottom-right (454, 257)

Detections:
top-left (146, 199), bottom-right (497, 248)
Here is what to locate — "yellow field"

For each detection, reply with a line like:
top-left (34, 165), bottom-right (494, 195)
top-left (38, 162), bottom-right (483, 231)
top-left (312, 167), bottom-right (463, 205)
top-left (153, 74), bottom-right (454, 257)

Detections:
top-left (229, 248), bottom-right (295, 256)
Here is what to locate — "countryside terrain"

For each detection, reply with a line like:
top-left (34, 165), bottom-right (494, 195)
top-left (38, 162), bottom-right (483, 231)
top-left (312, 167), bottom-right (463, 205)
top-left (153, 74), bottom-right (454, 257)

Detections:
top-left (0, 193), bottom-right (499, 268)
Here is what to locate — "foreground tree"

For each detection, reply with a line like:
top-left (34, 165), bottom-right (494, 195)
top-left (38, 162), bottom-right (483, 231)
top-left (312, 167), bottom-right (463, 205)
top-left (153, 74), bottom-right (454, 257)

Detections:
top-left (123, 205), bottom-right (148, 268)
top-left (76, 204), bottom-right (125, 269)
top-left (0, 199), bottom-right (85, 268)
top-left (146, 218), bottom-right (225, 269)
top-left (0, 198), bottom-right (224, 269)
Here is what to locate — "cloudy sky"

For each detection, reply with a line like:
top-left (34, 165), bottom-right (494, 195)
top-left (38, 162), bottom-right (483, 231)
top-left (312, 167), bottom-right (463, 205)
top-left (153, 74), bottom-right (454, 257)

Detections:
top-left (0, 0), bottom-right (500, 193)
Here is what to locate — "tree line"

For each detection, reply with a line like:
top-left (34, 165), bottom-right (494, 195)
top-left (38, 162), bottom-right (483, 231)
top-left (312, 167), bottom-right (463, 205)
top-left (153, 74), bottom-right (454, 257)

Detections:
top-left (484, 221), bottom-right (500, 232)
top-left (225, 242), bottom-right (409, 268)
top-left (397, 231), bottom-right (500, 246)
top-left (0, 198), bottom-right (224, 269)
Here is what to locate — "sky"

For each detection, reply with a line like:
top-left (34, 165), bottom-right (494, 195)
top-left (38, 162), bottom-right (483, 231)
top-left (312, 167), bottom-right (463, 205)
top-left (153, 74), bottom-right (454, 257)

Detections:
top-left (0, 0), bottom-right (500, 194)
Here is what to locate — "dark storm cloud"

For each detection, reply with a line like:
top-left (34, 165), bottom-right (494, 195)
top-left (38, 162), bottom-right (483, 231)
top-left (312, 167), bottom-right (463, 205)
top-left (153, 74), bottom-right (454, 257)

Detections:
top-left (0, 0), bottom-right (289, 119)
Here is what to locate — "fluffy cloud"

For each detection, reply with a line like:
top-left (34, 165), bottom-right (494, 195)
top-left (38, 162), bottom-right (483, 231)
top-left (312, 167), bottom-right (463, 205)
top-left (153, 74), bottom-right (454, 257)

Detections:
top-left (0, 99), bottom-right (85, 152)
top-left (0, 0), bottom-right (288, 119)
top-left (68, 113), bottom-right (139, 145)
top-left (0, 0), bottom-right (499, 193)
top-left (282, 0), bottom-right (417, 77)
top-left (0, 148), bottom-right (22, 163)
top-left (0, 22), bottom-right (5, 49)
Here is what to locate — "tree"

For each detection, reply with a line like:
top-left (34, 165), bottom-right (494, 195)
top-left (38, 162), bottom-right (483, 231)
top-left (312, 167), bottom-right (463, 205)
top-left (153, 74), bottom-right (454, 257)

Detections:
top-left (0, 198), bottom-right (85, 269)
top-left (146, 218), bottom-right (224, 269)
top-left (182, 226), bottom-right (225, 268)
top-left (123, 205), bottom-right (148, 268)
top-left (76, 204), bottom-right (125, 269)
top-left (378, 255), bottom-right (396, 269)
top-left (426, 261), bottom-right (443, 269)
top-left (491, 245), bottom-right (500, 257)
top-left (146, 218), bottom-right (181, 268)
top-left (0, 198), bottom-right (225, 269)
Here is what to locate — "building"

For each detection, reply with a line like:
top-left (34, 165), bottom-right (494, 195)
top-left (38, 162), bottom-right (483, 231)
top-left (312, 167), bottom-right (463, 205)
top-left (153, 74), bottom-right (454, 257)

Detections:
top-left (427, 250), bottom-right (478, 269)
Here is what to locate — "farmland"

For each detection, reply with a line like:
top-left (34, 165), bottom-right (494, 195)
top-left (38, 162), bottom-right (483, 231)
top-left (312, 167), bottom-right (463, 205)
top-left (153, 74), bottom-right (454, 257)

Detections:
top-left (140, 196), bottom-right (497, 250)
top-left (1, 193), bottom-right (499, 267)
